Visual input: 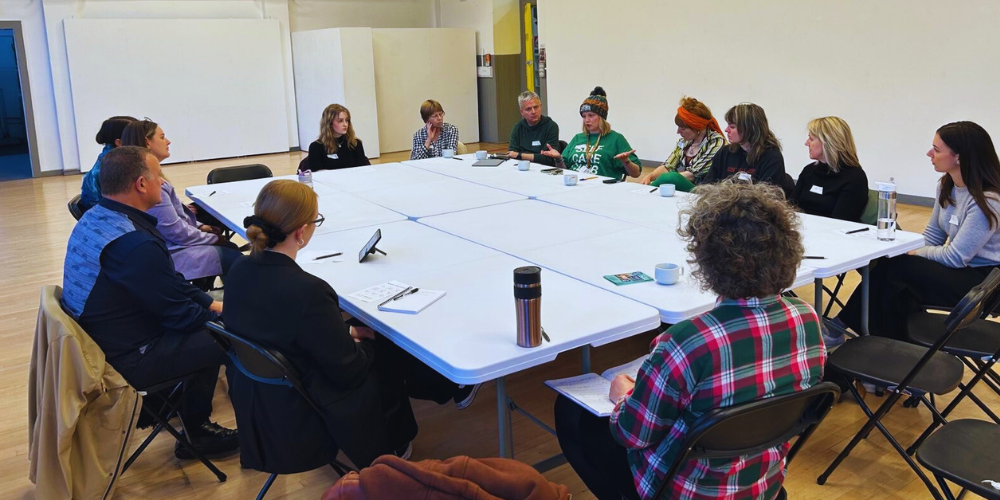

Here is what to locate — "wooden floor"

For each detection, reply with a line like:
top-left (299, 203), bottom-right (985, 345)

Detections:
top-left (1, 145), bottom-right (993, 500)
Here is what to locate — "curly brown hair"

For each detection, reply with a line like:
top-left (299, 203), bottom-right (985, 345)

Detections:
top-left (679, 180), bottom-right (803, 298)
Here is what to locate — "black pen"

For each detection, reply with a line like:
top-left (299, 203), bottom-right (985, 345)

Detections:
top-left (804, 256), bottom-right (826, 259)
top-left (391, 288), bottom-right (420, 301)
top-left (314, 252), bottom-right (342, 260)
top-left (649, 188), bottom-right (657, 193)
top-left (209, 191), bottom-right (216, 197)
top-left (846, 227), bottom-right (870, 234)
top-left (452, 157), bottom-right (463, 161)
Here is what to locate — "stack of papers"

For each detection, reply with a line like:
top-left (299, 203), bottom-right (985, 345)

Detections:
top-left (544, 356), bottom-right (647, 417)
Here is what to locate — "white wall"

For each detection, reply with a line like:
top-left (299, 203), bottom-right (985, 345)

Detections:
top-left (372, 28), bottom-right (479, 152)
top-left (289, 0), bottom-right (436, 32)
top-left (539, 0), bottom-right (1000, 198)
top-left (292, 28), bottom-right (380, 157)
top-left (439, 0), bottom-right (494, 55)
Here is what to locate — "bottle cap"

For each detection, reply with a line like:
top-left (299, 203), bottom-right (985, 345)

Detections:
top-left (875, 181), bottom-right (896, 192)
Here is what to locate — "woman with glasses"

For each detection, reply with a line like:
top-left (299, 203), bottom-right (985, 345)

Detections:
top-left (223, 180), bottom-right (479, 471)
top-left (409, 99), bottom-right (460, 160)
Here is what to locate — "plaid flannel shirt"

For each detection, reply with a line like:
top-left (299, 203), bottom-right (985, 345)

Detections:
top-left (609, 295), bottom-right (826, 500)
top-left (410, 122), bottom-right (460, 160)
top-left (661, 130), bottom-right (726, 184)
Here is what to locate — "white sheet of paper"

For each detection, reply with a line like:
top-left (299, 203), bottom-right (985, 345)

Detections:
top-left (349, 280), bottom-right (408, 303)
top-left (544, 373), bottom-right (616, 417)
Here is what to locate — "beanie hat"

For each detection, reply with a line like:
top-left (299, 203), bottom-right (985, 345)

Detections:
top-left (579, 86), bottom-right (608, 120)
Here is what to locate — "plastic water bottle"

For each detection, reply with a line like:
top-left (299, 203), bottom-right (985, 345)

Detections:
top-left (876, 180), bottom-right (897, 241)
top-left (297, 169), bottom-right (313, 190)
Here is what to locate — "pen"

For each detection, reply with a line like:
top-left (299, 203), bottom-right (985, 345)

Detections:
top-left (377, 286), bottom-right (413, 308)
top-left (208, 191), bottom-right (216, 197)
top-left (392, 288), bottom-right (420, 301)
top-left (649, 188), bottom-right (657, 193)
top-left (452, 157), bottom-right (464, 161)
top-left (804, 256), bottom-right (826, 259)
top-left (314, 252), bottom-right (343, 260)
top-left (846, 227), bottom-right (870, 234)
top-left (580, 176), bottom-right (598, 181)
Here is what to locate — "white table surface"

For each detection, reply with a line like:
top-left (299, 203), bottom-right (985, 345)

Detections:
top-left (186, 177), bottom-right (406, 239)
top-left (297, 222), bottom-right (661, 384)
top-left (348, 177), bottom-right (527, 219)
top-left (538, 181), bottom-right (692, 232)
top-left (311, 162), bottom-right (448, 194)
top-left (403, 155), bottom-right (615, 198)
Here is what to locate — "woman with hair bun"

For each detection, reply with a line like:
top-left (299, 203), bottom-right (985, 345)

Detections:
top-left (223, 180), bottom-right (479, 470)
top-left (79, 115), bottom-right (136, 211)
top-left (639, 97), bottom-right (726, 192)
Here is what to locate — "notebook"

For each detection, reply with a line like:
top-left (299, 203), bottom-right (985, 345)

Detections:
top-left (377, 289), bottom-right (446, 314)
top-left (472, 159), bottom-right (504, 167)
top-left (544, 356), bottom-right (647, 417)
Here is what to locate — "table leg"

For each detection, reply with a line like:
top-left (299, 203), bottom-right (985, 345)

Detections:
top-left (861, 264), bottom-right (870, 336)
top-left (581, 345), bottom-right (592, 374)
top-left (496, 377), bottom-right (514, 458)
top-left (814, 277), bottom-right (824, 317)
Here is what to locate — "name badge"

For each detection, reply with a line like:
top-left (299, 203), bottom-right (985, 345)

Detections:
top-left (532, 140), bottom-right (541, 146)
top-left (810, 185), bottom-right (824, 195)
top-left (950, 215), bottom-right (960, 226)
top-left (328, 154), bottom-right (339, 160)
top-left (737, 172), bottom-right (752, 182)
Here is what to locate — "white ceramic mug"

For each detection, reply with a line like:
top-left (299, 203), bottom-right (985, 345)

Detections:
top-left (564, 172), bottom-right (579, 186)
top-left (475, 150), bottom-right (488, 160)
top-left (654, 263), bottom-right (683, 285)
top-left (659, 184), bottom-right (676, 197)
top-left (518, 160), bottom-right (530, 171)
top-left (442, 149), bottom-right (455, 158)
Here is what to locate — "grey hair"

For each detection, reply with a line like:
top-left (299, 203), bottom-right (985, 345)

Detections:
top-left (517, 91), bottom-right (541, 108)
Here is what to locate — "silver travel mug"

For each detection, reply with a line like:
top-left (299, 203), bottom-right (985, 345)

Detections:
top-left (514, 266), bottom-right (542, 348)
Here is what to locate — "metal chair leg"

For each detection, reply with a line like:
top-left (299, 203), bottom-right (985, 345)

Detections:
top-left (256, 473), bottom-right (277, 500)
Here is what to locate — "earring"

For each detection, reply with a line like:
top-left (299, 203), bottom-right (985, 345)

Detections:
top-left (297, 239), bottom-right (304, 246)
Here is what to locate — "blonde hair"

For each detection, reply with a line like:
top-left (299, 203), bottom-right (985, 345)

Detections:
top-left (245, 180), bottom-right (318, 256)
top-left (318, 104), bottom-right (358, 154)
top-left (581, 116), bottom-right (612, 136)
top-left (807, 116), bottom-right (860, 173)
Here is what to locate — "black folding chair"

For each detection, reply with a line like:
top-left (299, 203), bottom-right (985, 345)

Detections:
top-left (121, 374), bottom-right (228, 482)
top-left (817, 268), bottom-right (1000, 500)
top-left (205, 322), bottom-right (354, 500)
top-left (68, 195), bottom-right (87, 221)
top-left (206, 164), bottom-right (273, 185)
top-left (650, 381), bottom-right (841, 500)
top-left (916, 419), bottom-right (1000, 500)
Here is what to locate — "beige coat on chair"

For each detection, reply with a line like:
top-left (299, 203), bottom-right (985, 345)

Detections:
top-left (28, 285), bottom-right (141, 500)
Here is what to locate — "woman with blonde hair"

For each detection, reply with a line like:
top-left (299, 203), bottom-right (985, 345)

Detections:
top-left (223, 180), bottom-right (479, 470)
top-left (541, 86), bottom-right (641, 180)
top-left (639, 96), bottom-right (726, 192)
top-left (791, 116), bottom-right (869, 222)
top-left (306, 103), bottom-right (370, 171)
top-left (703, 102), bottom-right (786, 188)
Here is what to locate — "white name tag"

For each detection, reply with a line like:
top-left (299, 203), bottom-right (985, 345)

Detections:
top-left (532, 140), bottom-right (541, 146)
top-left (810, 185), bottom-right (824, 195)
top-left (950, 214), bottom-right (960, 226)
top-left (328, 154), bottom-right (339, 160)
top-left (737, 172), bottom-right (752, 182)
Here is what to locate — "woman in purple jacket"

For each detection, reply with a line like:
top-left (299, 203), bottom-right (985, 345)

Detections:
top-left (121, 119), bottom-right (241, 280)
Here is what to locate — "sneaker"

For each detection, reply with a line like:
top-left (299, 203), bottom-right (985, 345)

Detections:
top-left (454, 383), bottom-right (482, 410)
top-left (174, 421), bottom-right (240, 460)
top-left (393, 441), bottom-right (412, 460)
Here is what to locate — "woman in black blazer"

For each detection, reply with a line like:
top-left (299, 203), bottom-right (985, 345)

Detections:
top-left (223, 180), bottom-right (477, 470)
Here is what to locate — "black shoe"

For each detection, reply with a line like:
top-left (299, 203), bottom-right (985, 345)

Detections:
top-left (454, 383), bottom-right (482, 410)
top-left (174, 421), bottom-right (240, 460)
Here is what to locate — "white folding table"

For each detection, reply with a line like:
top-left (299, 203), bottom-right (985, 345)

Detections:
top-left (403, 155), bottom-right (614, 198)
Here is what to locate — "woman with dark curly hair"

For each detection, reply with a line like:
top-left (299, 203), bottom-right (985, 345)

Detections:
top-left (554, 180), bottom-right (827, 500)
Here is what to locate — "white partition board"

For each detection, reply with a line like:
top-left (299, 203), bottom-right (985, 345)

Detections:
top-left (65, 19), bottom-right (290, 169)
top-left (292, 28), bottom-right (380, 157)
top-left (372, 28), bottom-right (479, 153)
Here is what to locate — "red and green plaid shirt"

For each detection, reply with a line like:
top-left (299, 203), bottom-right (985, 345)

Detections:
top-left (609, 295), bottom-right (826, 500)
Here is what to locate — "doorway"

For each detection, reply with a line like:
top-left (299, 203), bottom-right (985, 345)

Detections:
top-left (0, 23), bottom-right (36, 181)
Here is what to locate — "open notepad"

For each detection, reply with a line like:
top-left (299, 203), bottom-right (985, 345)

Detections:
top-left (544, 356), bottom-right (647, 417)
top-left (377, 289), bottom-right (446, 314)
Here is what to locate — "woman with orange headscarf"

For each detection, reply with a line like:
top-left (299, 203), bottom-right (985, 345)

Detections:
top-left (639, 97), bottom-right (726, 192)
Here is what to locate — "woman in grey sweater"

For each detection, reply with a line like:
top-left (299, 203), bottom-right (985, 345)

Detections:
top-left (834, 121), bottom-right (1000, 342)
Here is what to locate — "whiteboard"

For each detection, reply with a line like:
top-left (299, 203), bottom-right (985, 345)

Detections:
top-left (65, 19), bottom-right (290, 169)
top-left (539, 0), bottom-right (1000, 198)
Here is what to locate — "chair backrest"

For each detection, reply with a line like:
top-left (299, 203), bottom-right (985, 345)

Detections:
top-left (781, 173), bottom-right (795, 200)
top-left (204, 322), bottom-right (321, 412)
top-left (456, 141), bottom-right (468, 155)
top-left (68, 195), bottom-right (86, 221)
top-left (652, 381), bottom-right (841, 500)
top-left (298, 157), bottom-right (309, 172)
top-left (557, 140), bottom-right (568, 153)
top-left (860, 189), bottom-right (879, 225)
top-left (206, 164), bottom-right (273, 185)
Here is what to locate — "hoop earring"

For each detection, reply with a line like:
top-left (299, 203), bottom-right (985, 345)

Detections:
top-left (297, 239), bottom-right (304, 246)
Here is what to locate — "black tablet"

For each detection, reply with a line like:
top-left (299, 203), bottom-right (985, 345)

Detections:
top-left (359, 228), bottom-right (384, 263)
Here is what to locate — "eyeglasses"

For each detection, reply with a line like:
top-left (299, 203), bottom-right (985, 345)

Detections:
top-left (313, 214), bottom-right (325, 228)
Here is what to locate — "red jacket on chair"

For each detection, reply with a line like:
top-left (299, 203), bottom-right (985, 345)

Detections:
top-left (321, 455), bottom-right (570, 500)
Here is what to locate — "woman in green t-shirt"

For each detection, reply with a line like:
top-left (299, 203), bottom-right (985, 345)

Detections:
top-left (541, 86), bottom-right (641, 180)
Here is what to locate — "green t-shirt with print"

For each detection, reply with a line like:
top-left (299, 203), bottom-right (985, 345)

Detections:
top-left (561, 130), bottom-right (639, 179)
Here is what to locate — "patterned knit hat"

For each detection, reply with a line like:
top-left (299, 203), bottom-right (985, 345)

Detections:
top-left (579, 86), bottom-right (608, 119)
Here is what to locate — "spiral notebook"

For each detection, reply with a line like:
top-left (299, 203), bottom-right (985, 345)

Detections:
top-left (377, 289), bottom-right (446, 314)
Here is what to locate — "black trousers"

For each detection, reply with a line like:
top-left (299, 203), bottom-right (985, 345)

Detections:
top-left (110, 330), bottom-right (226, 429)
top-left (554, 395), bottom-right (640, 500)
top-left (373, 335), bottom-right (461, 450)
top-left (839, 255), bottom-right (996, 341)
